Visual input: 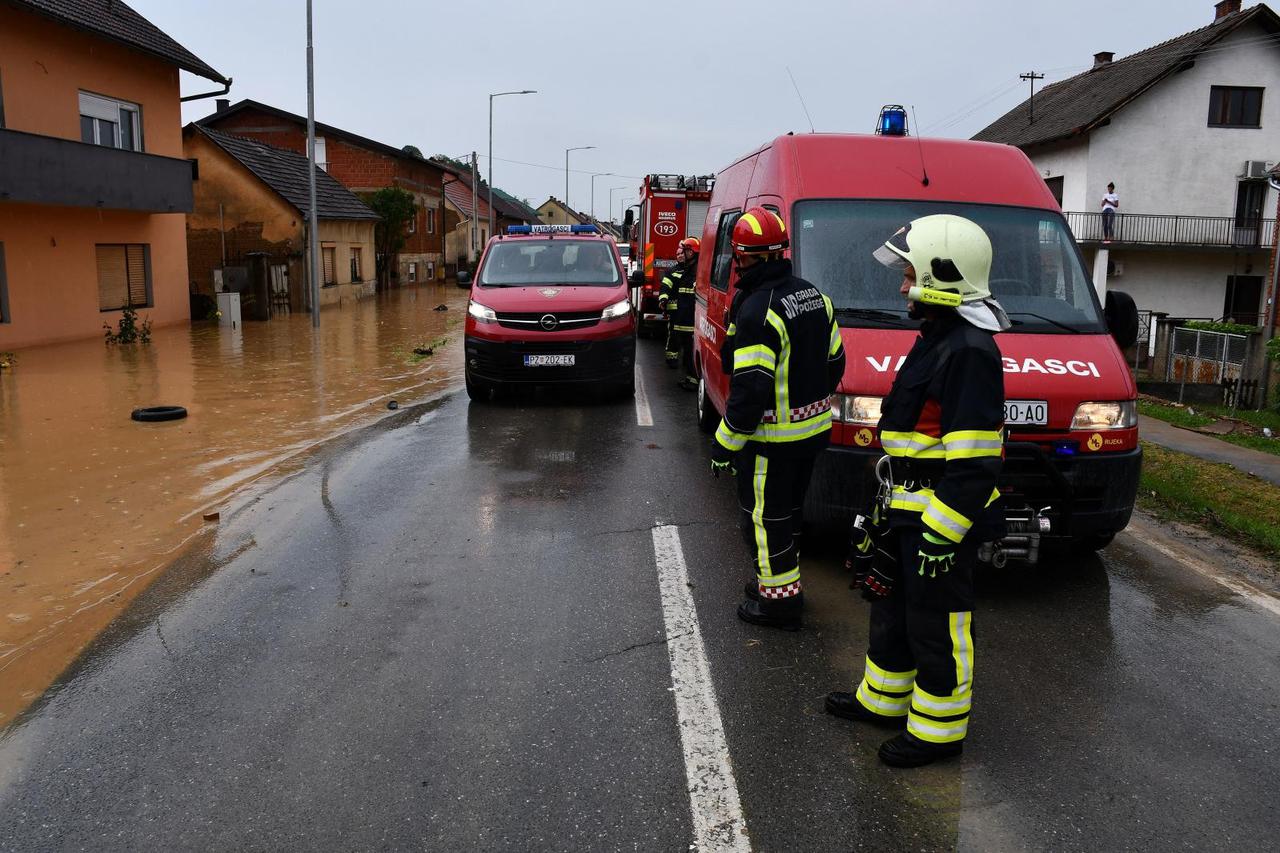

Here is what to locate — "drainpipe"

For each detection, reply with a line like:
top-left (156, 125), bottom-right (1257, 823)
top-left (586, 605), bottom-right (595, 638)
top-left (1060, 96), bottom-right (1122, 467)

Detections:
top-left (180, 78), bottom-right (233, 103)
top-left (1263, 180), bottom-right (1280, 407)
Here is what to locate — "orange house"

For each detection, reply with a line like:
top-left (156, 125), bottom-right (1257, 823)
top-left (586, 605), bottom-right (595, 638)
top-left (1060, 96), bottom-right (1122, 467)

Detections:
top-left (0, 0), bottom-right (229, 350)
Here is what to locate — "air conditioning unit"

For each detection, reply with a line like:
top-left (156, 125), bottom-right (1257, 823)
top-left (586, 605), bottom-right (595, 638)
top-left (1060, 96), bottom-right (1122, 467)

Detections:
top-left (1107, 259), bottom-right (1124, 277)
top-left (1243, 160), bottom-right (1276, 179)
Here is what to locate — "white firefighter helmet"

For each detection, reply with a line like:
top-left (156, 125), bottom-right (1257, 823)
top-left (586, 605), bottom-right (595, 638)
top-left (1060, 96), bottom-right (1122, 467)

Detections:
top-left (873, 214), bottom-right (1010, 331)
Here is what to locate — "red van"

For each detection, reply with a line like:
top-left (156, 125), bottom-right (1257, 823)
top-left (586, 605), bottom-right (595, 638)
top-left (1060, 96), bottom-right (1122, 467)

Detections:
top-left (692, 133), bottom-right (1141, 562)
top-left (462, 224), bottom-right (636, 401)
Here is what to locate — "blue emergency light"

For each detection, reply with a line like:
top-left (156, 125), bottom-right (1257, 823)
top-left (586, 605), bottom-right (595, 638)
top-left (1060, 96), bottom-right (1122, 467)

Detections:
top-left (506, 225), bottom-right (532, 235)
top-left (570, 224), bottom-right (599, 234)
top-left (876, 105), bottom-right (908, 136)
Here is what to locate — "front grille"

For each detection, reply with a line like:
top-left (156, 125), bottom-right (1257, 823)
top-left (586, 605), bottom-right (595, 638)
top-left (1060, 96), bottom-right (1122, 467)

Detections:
top-left (495, 311), bottom-right (600, 331)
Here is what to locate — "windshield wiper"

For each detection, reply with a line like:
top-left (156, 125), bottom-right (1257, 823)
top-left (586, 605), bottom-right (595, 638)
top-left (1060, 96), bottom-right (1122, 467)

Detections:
top-left (1006, 312), bottom-right (1083, 334)
top-left (833, 308), bottom-right (908, 326)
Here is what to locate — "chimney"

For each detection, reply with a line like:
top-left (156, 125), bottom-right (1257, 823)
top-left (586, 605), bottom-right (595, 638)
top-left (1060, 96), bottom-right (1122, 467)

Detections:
top-left (215, 98), bottom-right (230, 113)
top-left (1215, 0), bottom-right (1241, 20)
top-left (1093, 51), bottom-right (1115, 67)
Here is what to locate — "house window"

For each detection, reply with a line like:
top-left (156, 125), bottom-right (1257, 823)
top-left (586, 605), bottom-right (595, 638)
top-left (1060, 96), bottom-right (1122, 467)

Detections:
top-left (427, 208), bottom-right (436, 234)
top-left (0, 243), bottom-right (9, 323)
top-left (1208, 86), bottom-right (1263, 127)
top-left (408, 262), bottom-right (418, 282)
top-left (96, 244), bottom-right (150, 311)
top-left (1044, 176), bottom-right (1064, 206)
top-left (1223, 275), bottom-right (1263, 325)
top-left (427, 261), bottom-right (436, 280)
top-left (322, 246), bottom-right (336, 285)
top-left (79, 92), bottom-right (142, 151)
top-left (408, 209), bottom-right (416, 233)
top-left (314, 137), bottom-right (328, 171)
top-left (350, 247), bottom-right (363, 281)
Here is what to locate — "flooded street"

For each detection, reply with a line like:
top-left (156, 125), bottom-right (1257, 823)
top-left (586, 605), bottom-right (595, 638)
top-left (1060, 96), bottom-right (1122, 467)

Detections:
top-left (0, 284), bottom-right (467, 723)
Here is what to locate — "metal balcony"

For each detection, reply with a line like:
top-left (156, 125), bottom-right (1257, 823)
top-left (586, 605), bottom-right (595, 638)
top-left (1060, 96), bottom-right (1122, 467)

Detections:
top-left (0, 128), bottom-right (194, 213)
top-left (1064, 211), bottom-right (1276, 251)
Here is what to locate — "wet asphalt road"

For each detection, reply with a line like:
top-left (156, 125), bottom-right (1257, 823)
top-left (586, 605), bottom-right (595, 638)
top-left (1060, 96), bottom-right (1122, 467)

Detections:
top-left (2, 340), bottom-right (1280, 851)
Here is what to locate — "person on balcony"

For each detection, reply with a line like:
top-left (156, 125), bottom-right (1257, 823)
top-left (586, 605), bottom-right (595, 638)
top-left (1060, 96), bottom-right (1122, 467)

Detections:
top-left (1101, 182), bottom-right (1119, 243)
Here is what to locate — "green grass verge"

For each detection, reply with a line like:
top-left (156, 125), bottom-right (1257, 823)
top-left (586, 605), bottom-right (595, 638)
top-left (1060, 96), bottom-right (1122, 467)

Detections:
top-left (1139, 399), bottom-right (1280, 458)
top-left (1138, 441), bottom-right (1280, 558)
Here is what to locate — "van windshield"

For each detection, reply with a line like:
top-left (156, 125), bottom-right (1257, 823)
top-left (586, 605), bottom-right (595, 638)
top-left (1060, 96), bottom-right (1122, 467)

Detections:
top-left (479, 240), bottom-right (620, 287)
top-left (791, 200), bottom-right (1106, 334)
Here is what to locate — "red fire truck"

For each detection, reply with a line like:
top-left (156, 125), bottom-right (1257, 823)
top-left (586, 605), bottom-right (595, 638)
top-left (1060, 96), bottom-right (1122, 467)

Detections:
top-left (627, 174), bottom-right (714, 337)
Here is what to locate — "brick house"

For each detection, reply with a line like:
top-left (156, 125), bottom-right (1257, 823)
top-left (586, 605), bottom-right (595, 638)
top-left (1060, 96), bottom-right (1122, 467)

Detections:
top-left (0, 0), bottom-right (229, 349)
top-left (184, 125), bottom-right (378, 317)
top-left (198, 99), bottom-right (445, 286)
top-left (437, 160), bottom-right (539, 275)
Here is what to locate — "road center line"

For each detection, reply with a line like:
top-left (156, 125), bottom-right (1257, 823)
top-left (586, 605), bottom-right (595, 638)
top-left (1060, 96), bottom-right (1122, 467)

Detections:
top-left (634, 364), bottom-right (654, 427)
top-left (651, 525), bottom-right (750, 852)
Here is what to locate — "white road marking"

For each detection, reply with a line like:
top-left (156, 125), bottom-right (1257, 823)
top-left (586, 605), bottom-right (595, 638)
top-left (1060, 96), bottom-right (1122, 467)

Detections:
top-left (651, 525), bottom-right (751, 852)
top-left (1121, 518), bottom-right (1280, 619)
top-left (634, 363), bottom-right (653, 427)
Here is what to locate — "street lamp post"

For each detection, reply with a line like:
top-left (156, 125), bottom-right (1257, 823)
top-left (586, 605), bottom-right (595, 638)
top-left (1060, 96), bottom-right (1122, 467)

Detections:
top-left (609, 186), bottom-right (628, 225)
top-left (565, 145), bottom-right (595, 212)
top-left (305, 0), bottom-right (320, 328)
top-left (589, 172), bottom-right (614, 221)
top-left (489, 89), bottom-right (536, 240)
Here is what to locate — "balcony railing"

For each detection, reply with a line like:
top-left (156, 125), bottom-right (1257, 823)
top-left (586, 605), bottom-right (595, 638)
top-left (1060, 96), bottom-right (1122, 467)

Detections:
top-left (1064, 211), bottom-right (1276, 249)
top-left (0, 127), bottom-right (194, 214)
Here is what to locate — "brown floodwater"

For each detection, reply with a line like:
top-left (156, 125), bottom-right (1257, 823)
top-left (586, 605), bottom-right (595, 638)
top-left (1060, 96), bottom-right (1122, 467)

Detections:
top-left (0, 284), bottom-right (467, 723)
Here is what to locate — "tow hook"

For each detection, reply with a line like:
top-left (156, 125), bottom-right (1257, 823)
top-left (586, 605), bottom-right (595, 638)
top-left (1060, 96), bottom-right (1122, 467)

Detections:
top-left (980, 506), bottom-right (1052, 567)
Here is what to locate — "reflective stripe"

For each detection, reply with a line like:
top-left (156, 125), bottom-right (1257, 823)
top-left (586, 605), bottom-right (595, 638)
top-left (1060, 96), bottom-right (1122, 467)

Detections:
top-left (823, 294), bottom-right (834, 322)
top-left (907, 712), bottom-right (968, 743)
top-left (752, 411), bottom-right (831, 443)
top-left (734, 344), bottom-right (777, 372)
top-left (911, 685), bottom-right (972, 715)
top-left (865, 658), bottom-right (916, 692)
top-left (727, 323), bottom-right (737, 335)
top-left (715, 419), bottom-right (748, 452)
top-left (765, 310), bottom-right (790, 420)
top-left (740, 212), bottom-right (763, 235)
top-left (950, 611), bottom-right (974, 691)
top-left (758, 566), bottom-right (800, 587)
top-left (828, 321), bottom-right (843, 357)
top-left (672, 324), bottom-right (694, 332)
top-left (942, 429), bottom-right (1003, 460)
top-left (880, 430), bottom-right (945, 458)
top-left (888, 487), bottom-right (932, 513)
top-left (923, 495), bottom-right (971, 543)
top-left (751, 455), bottom-right (771, 577)
top-left (662, 276), bottom-right (674, 287)
top-left (857, 682), bottom-right (909, 717)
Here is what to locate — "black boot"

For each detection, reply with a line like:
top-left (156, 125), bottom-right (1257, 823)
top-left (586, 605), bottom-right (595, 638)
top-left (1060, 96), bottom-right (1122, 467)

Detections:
top-left (824, 692), bottom-right (906, 728)
top-left (877, 732), bottom-right (963, 768)
top-left (737, 597), bottom-right (801, 631)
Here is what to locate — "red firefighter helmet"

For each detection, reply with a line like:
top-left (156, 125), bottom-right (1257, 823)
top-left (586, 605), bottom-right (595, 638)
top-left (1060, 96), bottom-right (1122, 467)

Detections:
top-left (678, 237), bottom-right (701, 254)
top-left (732, 208), bottom-right (788, 256)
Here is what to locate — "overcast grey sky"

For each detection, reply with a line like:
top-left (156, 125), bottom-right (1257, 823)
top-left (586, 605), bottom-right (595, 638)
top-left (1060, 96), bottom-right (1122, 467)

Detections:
top-left (138, 0), bottom-right (1222, 219)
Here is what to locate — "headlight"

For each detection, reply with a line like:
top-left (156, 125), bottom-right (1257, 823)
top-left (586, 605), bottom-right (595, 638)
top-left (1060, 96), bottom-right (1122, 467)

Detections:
top-left (467, 300), bottom-right (496, 323)
top-left (833, 394), bottom-right (883, 425)
top-left (601, 299), bottom-right (632, 321)
top-left (1070, 400), bottom-right (1136, 430)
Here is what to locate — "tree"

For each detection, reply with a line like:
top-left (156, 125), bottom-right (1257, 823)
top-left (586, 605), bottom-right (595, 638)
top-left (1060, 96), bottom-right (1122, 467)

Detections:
top-left (401, 144), bottom-right (424, 159)
top-left (367, 186), bottom-right (416, 290)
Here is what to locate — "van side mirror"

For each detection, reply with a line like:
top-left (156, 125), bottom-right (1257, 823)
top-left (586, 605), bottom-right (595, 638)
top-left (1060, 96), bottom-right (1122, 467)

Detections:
top-left (1105, 289), bottom-right (1138, 349)
top-left (456, 270), bottom-right (471, 288)
top-left (628, 269), bottom-right (645, 288)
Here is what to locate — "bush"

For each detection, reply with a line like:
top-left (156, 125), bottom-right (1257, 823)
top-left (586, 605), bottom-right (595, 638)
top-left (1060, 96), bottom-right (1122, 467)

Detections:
top-left (103, 306), bottom-right (152, 345)
top-left (1182, 320), bottom-right (1260, 335)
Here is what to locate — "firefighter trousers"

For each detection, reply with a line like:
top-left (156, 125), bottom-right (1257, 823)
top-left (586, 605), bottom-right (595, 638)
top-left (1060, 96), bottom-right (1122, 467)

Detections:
top-left (666, 326), bottom-right (695, 383)
top-left (734, 447), bottom-right (816, 599)
top-left (855, 524), bottom-right (976, 745)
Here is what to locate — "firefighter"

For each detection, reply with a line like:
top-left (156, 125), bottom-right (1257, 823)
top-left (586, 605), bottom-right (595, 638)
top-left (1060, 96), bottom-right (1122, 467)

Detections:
top-left (825, 214), bottom-right (1008, 768)
top-left (710, 207), bottom-right (846, 630)
top-left (660, 237), bottom-right (700, 389)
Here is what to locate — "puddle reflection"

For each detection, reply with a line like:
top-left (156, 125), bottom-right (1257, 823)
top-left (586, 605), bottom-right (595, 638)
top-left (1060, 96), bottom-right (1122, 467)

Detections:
top-left (0, 285), bottom-right (466, 723)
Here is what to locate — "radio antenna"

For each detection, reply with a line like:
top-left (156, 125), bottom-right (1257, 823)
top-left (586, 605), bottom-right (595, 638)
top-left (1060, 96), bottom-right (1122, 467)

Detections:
top-left (910, 105), bottom-right (930, 187)
top-left (786, 66), bottom-right (816, 133)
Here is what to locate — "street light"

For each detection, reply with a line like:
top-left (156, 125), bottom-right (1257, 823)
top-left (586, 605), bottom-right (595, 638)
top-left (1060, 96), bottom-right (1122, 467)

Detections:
top-left (489, 89), bottom-right (536, 239)
top-left (608, 186), bottom-right (628, 224)
top-left (565, 145), bottom-right (595, 212)
top-left (589, 172), bottom-right (614, 221)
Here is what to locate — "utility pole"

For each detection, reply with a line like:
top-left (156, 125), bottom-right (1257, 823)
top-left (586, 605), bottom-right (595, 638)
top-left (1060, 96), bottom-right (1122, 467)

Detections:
top-left (305, 0), bottom-right (321, 328)
top-left (1020, 71), bottom-right (1045, 124)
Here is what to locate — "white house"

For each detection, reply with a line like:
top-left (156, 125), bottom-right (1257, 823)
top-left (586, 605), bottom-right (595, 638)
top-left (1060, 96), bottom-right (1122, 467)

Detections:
top-left (974, 0), bottom-right (1280, 326)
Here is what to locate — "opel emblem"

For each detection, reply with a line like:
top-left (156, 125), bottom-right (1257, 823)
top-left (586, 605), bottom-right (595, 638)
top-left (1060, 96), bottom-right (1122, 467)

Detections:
top-left (540, 314), bottom-right (558, 331)
top-left (540, 288), bottom-right (560, 298)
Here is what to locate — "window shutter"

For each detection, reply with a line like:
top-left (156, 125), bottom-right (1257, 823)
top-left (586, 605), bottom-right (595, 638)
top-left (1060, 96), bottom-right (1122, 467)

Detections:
top-left (126, 245), bottom-right (147, 306)
top-left (323, 247), bottom-right (335, 284)
top-left (96, 246), bottom-right (128, 310)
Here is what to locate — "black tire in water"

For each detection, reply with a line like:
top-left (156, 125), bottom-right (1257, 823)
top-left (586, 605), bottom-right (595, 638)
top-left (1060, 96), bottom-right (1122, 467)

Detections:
top-left (131, 406), bottom-right (187, 423)
top-left (1072, 531), bottom-right (1116, 554)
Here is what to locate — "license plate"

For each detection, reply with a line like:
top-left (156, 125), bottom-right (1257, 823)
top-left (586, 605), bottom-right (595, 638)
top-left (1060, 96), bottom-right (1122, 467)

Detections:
top-left (523, 354), bottom-right (575, 367)
top-left (1005, 400), bottom-right (1048, 425)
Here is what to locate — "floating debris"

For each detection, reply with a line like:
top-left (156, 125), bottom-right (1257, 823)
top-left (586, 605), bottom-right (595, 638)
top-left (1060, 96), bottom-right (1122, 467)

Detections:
top-left (433, 304), bottom-right (449, 311)
top-left (387, 400), bottom-right (399, 410)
